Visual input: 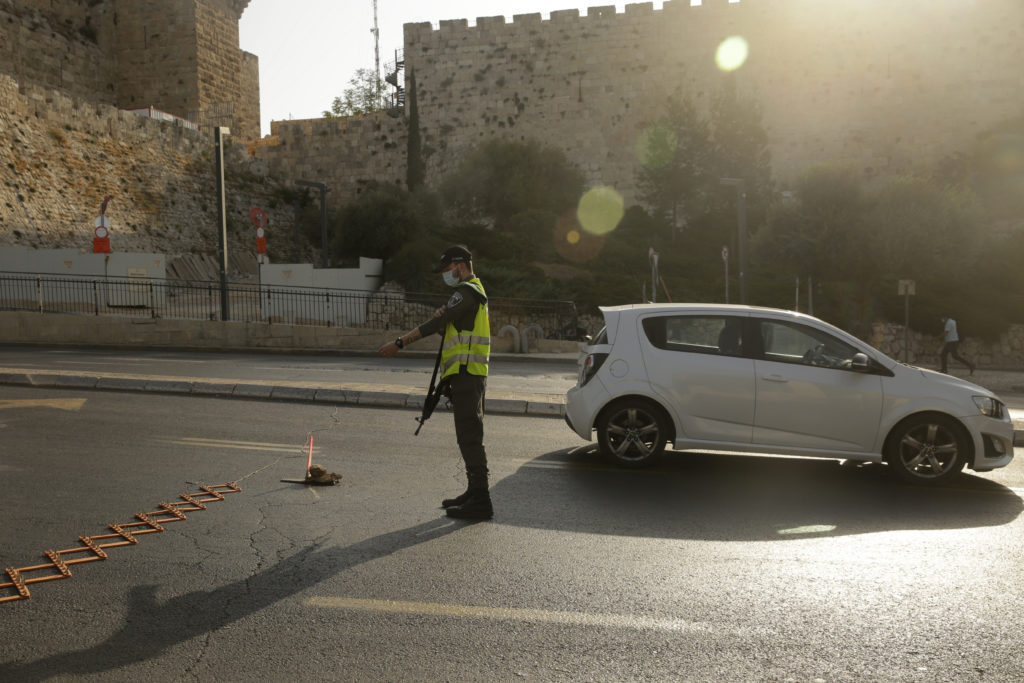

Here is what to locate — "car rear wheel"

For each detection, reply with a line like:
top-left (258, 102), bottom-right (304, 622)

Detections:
top-left (885, 414), bottom-right (967, 484)
top-left (597, 399), bottom-right (668, 467)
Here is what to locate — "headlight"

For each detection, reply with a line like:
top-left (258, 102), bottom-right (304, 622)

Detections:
top-left (973, 396), bottom-right (1006, 419)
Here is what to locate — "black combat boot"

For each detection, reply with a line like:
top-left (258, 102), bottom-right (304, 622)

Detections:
top-left (445, 489), bottom-right (493, 520)
top-left (441, 488), bottom-right (472, 509)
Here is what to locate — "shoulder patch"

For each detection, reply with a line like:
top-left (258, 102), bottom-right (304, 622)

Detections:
top-left (447, 291), bottom-right (464, 308)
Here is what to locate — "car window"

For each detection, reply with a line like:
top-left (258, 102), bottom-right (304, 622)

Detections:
top-left (642, 315), bottom-right (745, 357)
top-left (759, 320), bottom-right (859, 369)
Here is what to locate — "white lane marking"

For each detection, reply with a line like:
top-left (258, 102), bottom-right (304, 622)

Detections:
top-left (306, 596), bottom-right (711, 633)
top-left (155, 437), bottom-right (315, 454)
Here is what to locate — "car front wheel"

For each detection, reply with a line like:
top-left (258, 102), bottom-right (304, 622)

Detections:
top-left (596, 399), bottom-right (668, 467)
top-left (885, 414), bottom-right (968, 484)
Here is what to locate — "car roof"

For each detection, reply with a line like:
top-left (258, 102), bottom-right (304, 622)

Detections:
top-left (596, 303), bottom-right (888, 363)
top-left (598, 303), bottom-right (816, 321)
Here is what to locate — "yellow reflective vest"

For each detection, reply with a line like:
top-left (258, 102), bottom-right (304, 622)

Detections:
top-left (441, 278), bottom-right (490, 379)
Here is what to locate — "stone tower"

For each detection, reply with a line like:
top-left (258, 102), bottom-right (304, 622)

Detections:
top-left (0, 0), bottom-right (260, 141)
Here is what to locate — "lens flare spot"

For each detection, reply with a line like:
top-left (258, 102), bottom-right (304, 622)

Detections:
top-left (635, 123), bottom-right (678, 169)
top-left (577, 186), bottom-right (624, 236)
top-left (554, 211), bottom-right (605, 264)
top-left (716, 35), bottom-right (749, 72)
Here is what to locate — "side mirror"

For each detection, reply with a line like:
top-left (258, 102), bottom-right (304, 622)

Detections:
top-left (850, 353), bottom-right (870, 372)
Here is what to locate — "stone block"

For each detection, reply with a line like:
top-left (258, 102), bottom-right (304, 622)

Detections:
top-left (486, 398), bottom-right (528, 415)
top-left (270, 386), bottom-right (317, 401)
top-left (526, 401), bottom-right (565, 417)
top-left (56, 374), bottom-right (98, 388)
top-left (233, 384), bottom-right (274, 399)
top-left (96, 377), bottom-right (149, 392)
top-left (358, 391), bottom-right (410, 407)
top-left (144, 380), bottom-right (193, 393)
top-left (314, 388), bottom-right (360, 404)
top-left (191, 382), bottom-right (237, 396)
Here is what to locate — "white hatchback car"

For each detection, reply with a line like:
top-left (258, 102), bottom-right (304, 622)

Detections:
top-left (565, 304), bottom-right (1014, 483)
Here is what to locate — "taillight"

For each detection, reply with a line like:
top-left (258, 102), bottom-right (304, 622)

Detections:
top-left (578, 352), bottom-right (608, 387)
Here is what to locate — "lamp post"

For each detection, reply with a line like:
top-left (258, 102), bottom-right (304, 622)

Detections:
top-left (214, 126), bottom-right (231, 321)
top-left (296, 180), bottom-right (329, 268)
top-left (720, 178), bottom-right (748, 304)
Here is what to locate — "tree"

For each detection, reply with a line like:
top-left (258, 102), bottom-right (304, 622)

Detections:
top-left (332, 181), bottom-right (441, 264)
top-left (635, 94), bottom-right (715, 233)
top-left (864, 176), bottom-right (983, 282)
top-left (753, 164), bottom-right (866, 282)
top-left (323, 68), bottom-right (384, 118)
top-left (708, 76), bottom-right (773, 230)
top-left (439, 139), bottom-right (584, 263)
top-left (406, 69), bottom-right (425, 191)
top-left (440, 138), bottom-right (584, 225)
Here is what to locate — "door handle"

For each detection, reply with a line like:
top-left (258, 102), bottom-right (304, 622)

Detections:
top-left (762, 374), bottom-right (788, 383)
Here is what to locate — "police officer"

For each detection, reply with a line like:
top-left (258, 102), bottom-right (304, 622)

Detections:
top-left (378, 245), bottom-right (493, 520)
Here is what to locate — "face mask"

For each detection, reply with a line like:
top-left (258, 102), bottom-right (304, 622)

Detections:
top-left (443, 269), bottom-right (460, 287)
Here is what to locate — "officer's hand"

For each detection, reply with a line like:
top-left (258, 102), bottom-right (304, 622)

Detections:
top-left (378, 341), bottom-right (399, 358)
top-left (433, 305), bottom-right (446, 318)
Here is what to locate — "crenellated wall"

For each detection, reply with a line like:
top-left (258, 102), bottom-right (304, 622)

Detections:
top-left (395, 0), bottom-right (1024, 205)
top-left (254, 114), bottom-right (407, 202)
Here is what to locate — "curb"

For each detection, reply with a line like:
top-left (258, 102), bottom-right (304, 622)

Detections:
top-left (0, 371), bottom-right (567, 418)
top-left (1, 370), bottom-right (1020, 438)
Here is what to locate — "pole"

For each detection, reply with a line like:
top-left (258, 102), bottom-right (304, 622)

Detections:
top-left (724, 257), bottom-right (730, 304)
top-left (720, 178), bottom-right (747, 304)
top-left (904, 289), bottom-right (910, 363)
top-left (722, 245), bottom-right (730, 304)
top-left (214, 126), bottom-right (230, 321)
top-left (807, 275), bottom-right (813, 316)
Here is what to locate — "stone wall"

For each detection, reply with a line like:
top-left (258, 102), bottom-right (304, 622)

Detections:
top-left (401, 0), bottom-right (1024, 205)
top-left (253, 113), bottom-right (407, 205)
top-left (0, 0), bottom-right (259, 143)
top-left (872, 323), bottom-right (1024, 370)
top-left (0, 0), bottom-right (108, 103)
top-left (0, 74), bottom-right (309, 264)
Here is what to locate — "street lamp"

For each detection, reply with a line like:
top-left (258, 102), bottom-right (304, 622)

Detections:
top-left (296, 180), bottom-right (329, 268)
top-left (720, 177), bottom-right (748, 305)
top-left (214, 126), bottom-right (231, 321)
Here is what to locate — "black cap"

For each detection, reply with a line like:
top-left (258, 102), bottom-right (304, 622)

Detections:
top-left (432, 244), bottom-right (472, 272)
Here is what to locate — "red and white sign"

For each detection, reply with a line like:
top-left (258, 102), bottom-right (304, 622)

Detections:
top-left (250, 207), bottom-right (268, 254)
top-left (93, 216), bottom-right (111, 254)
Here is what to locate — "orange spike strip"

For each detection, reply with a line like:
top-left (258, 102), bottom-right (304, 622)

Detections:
top-left (0, 482), bottom-right (241, 604)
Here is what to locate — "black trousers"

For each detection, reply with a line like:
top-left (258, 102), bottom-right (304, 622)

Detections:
top-left (448, 370), bottom-right (488, 489)
top-left (940, 341), bottom-right (972, 373)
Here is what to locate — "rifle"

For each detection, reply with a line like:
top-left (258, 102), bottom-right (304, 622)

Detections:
top-left (414, 336), bottom-right (446, 435)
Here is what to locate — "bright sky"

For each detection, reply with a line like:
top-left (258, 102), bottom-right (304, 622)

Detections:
top-left (239, 1), bottom-right (673, 137)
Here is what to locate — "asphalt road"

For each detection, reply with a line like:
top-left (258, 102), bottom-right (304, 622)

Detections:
top-left (1, 386), bottom-right (1023, 681)
top-left (0, 344), bottom-right (580, 397)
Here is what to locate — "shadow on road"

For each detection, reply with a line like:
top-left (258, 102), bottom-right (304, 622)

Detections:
top-left (492, 446), bottom-right (1023, 541)
top-left (0, 517), bottom-right (468, 681)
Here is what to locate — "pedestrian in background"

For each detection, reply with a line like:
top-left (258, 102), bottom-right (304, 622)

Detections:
top-left (940, 316), bottom-right (975, 375)
top-left (378, 245), bottom-right (493, 520)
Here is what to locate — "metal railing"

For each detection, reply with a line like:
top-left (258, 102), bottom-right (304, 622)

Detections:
top-left (0, 272), bottom-right (580, 340)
